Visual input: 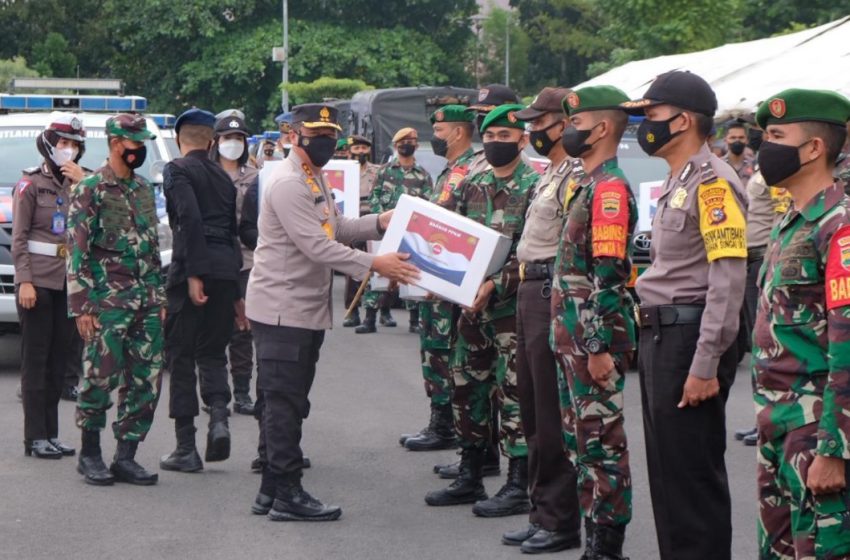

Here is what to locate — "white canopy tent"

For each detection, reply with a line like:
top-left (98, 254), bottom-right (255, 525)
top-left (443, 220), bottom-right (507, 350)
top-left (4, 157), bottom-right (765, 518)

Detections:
top-left (574, 16), bottom-right (850, 119)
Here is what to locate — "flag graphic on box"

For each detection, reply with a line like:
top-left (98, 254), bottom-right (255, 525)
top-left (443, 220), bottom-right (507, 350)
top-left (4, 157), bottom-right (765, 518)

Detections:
top-left (323, 169), bottom-right (346, 215)
top-left (399, 211), bottom-right (479, 286)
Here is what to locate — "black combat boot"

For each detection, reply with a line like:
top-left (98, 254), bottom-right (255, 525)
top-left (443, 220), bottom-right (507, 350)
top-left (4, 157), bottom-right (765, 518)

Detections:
top-left (522, 527), bottom-right (582, 554)
top-left (379, 307), bottom-right (397, 327)
top-left (252, 469), bottom-right (277, 515)
top-left (580, 518), bottom-right (597, 560)
top-left (232, 376), bottom-right (254, 415)
top-left (472, 456), bottom-right (530, 517)
top-left (268, 473), bottom-right (342, 522)
top-left (405, 403), bottom-right (456, 451)
top-left (587, 523), bottom-right (628, 560)
top-left (206, 403), bottom-right (231, 462)
top-left (354, 308), bottom-right (377, 334)
top-left (502, 523), bottom-right (540, 546)
top-left (408, 307), bottom-right (420, 333)
top-left (435, 442), bottom-right (501, 478)
top-left (424, 447), bottom-right (488, 506)
top-left (77, 430), bottom-right (115, 486)
top-left (734, 426), bottom-right (756, 440)
top-left (110, 440), bottom-right (158, 485)
top-left (160, 423), bottom-right (203, 473)
top-left (342, 309), bottom-right (361, 327)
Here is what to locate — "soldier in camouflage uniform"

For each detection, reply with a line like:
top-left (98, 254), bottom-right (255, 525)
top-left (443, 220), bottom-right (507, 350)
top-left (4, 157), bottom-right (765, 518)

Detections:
top-left (401, 107), bottom-right (476, 453)
top-left (357, 128), bottom-right (433, 334)
top-left (552, 86), bottom-right (636, 560)
top-left (425, 104), bottom-right (538, 517)
top-left (836, 123), bottom-right (850, 194)
top-left (66, 114), bottom-right (164, 486)
top-left (751, 89), bottom-right (850, 560)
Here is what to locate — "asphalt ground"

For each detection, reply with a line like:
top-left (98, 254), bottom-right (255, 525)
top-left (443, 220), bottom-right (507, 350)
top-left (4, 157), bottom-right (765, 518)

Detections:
top-left (0, 287), bottom-right (760, 560)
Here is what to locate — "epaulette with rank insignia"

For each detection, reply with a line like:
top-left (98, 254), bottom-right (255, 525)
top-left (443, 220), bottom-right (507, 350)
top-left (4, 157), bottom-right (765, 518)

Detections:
top-left (699, 162), bottom-right (718, 185)
top-left (678, 162), bottom-right (695, 184)
top-left (22, 166), bottom-right (39, 175)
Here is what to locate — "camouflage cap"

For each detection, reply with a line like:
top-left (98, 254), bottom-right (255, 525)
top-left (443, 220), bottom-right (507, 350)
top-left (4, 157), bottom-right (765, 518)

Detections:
top-left (755, 88), bottom-right (850, 130)
top-left (106, 113), bottom-right (155, 141)
top-left (480, 104), bottom-right (527, 133)
top-left (431, 104), bottom-right (475, 124)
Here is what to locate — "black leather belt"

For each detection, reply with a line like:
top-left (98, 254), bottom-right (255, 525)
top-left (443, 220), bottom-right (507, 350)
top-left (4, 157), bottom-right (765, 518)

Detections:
top-left (748, 245), bottom-right (767, 262)
top-left (636, 305), bottom-right (704, 329)
top-left (519, 261), bottom-right (554, 282)
top-left (203, 224), bottom-right (233, 242)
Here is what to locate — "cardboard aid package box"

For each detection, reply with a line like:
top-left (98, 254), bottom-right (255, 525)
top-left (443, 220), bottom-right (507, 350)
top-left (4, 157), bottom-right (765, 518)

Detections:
top-left (368, 240), bottom-right (429, 300)
top-left (375, 195), bottom-right (512, 307)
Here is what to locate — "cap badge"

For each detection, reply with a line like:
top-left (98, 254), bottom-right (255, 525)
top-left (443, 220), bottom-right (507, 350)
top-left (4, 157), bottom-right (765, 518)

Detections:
top-left (229, 120), bottom-right (239, 128)
top-left (70, 117), bottom-right (82, 131)
top-left (769, 98), bottom-right (786, 119)
top-left (435, 110), bottom-right (444, 122)
top-left (319, 107), bottom-right (331, 122)
top-left (478, 89), bottom-right (489, 102)
top-left (567, 93), bottom-right (580, 109)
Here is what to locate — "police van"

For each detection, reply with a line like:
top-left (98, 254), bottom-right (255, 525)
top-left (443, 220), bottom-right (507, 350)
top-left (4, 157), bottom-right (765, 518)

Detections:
top-left (0, 86), bottom-right (175, 334)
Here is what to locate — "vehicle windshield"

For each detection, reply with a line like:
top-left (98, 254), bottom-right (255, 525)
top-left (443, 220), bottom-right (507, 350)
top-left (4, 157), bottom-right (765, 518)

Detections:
top-left (0, 126), bottom-right (164, 189)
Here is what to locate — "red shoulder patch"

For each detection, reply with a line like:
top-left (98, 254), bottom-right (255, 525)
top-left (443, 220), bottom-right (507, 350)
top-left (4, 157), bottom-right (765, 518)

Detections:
top-left (15, 179), bottom-right (32, 196)
top-left (591, 180), bottom-right (629, 259)
top-left (826, 224), bottom-right (850, 311)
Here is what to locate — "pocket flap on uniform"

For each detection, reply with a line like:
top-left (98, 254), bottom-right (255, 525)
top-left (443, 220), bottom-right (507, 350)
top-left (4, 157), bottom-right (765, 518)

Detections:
top-left (257, 342), bottom-right (300, 362)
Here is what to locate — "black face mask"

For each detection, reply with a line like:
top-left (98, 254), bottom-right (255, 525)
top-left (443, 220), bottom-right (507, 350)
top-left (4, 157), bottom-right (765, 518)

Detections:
top-left (431, 136), bottom-right (448, 157)
top-left (561, 123), bottom-right (602, 158)
top-left (529, 121), bottom-right (563, 157)
top-left (748, 129), bottom-right (763, 152)
top-left (637, 113), bottom-right (683, 156)
top-left (355, 153), bottom-right (370, 165)
top-left (757, 140), bottom-right (812, 186)
top-left (397, 143), bottom-right (416, 157)
top-left (121, 145), bottom-right (147, 169)
top-left (483, 141), bottom-right (520, 168)
top-left (728, 141), bottom-right (746, 156)
top-left (298, 134), bottom-right (336, 168)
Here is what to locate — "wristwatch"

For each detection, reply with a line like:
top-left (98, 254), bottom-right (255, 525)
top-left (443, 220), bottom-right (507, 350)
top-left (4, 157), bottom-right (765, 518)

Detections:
top-left (586, 338), bottom-right (609, 355)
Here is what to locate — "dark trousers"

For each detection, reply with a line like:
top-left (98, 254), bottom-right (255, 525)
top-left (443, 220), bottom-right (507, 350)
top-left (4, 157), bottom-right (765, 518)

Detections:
top-left (638, 322), bottom-right (737, 560)
top-left (17, 286), bottom-right (74, 440)
top-left (344, 241), bottom-right (367, 310)
top-left (252, 320), bottom-right (324, 477)
top-left (65, 329), bottom-right (84, 388)
top-left (166, 278), bottom-right (237, 418)
top-left (742, 253), bottom-right (764, 353)
top-left (516, 280), bottom-right (581, 533)
top-left (227, 270), bottom-right (253, 395)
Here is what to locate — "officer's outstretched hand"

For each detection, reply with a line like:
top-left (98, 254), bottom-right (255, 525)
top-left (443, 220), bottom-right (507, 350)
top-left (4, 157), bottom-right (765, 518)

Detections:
top-left (188, 276), bottom-right (208, 306)
top-left (677, 374), bottom-right (719, 408)
top-left (372, 252), bottom-right (419, 285)
top-left (378, 210), bottom-right (394, 232)
top-left (807, 456), bottom-right (847, 495)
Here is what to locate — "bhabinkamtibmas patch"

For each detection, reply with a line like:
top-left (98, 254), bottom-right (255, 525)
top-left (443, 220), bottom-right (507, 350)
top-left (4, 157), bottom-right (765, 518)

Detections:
top-left (591, 181), bottom-right (629, 259)
top-left (697, 179), bottom-right (747, 261)
top-left (826, 224), bottom-right (850, 310)
top-left (438, 164), bottom-right (469, 203)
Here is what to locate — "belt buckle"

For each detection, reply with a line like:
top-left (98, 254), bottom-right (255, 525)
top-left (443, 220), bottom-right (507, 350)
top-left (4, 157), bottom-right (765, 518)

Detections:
top-left (634, 304), bottom-right (641, 328)
top-left (57, 244), bottom-right (67, 259)
top-left (519, 262), bottom-right (526, 282)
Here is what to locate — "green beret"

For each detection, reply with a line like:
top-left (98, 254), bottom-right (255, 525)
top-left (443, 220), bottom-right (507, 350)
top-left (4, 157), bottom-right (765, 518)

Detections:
top-left (563, 86), bottom-right (630, 116)
top-left (756, 88), bottom-right (850, 129)
top-left (335, 138), bottom-right (349, 151)
top-left (480, 104), bottom-right (526, 133)
top-left (430, 105), bottom-right (475, 124)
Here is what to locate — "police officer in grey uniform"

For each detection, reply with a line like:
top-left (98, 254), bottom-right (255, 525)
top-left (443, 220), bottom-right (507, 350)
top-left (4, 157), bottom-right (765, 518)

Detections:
top-left (246, 103), bottom-right (418, 522)
top-left (503, 87), bottom-right (583, 553)
top-left (624, 71), bottom-right (747, 560)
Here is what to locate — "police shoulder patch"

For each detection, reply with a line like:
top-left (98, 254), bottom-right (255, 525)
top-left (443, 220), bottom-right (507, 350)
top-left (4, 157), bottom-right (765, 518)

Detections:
top-left (15, 178), bottom-right (32, 195)
top-left (697, 178), bottom-right (747, 262)
top-left (591, 180), bottom-right (629, 259)
top-left (826, 224), bottom-right (850, 310)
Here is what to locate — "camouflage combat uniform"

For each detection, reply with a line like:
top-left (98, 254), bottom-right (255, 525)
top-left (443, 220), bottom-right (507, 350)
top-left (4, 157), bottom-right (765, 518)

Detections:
top-left (362, 159), bottom-right (433, 310)
top-left (441, 160), bottom-right (538, 456)
top-left (67, 164), bottom-right (165, 442)
top-left (418, 147), bottom-right (476, 406)
top-left (836, 149), bottom-right (850, 195)
top-left (551, 157), bottom-right (637, 526)
top-left (753, 182), bottom-right (850, 559)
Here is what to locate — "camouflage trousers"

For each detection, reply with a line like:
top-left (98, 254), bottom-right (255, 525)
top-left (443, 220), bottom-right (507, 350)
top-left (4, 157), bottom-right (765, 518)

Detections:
top-left (76, 307), bottom-right (163, 441)
top-left (757, 422), bottom-right (850, 559)
top-left (451, 312), bottom-right (526, 458)
top-left (556, 349), bottom-right (632, 526)
top-left (362, 284), bottom-right (392, 310)
top-left (418, 300), bottom-right (456, 407)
